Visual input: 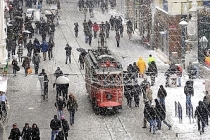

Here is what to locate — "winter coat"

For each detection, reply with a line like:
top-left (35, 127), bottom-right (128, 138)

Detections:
top-left (184, 81), bottom-right (194, 96)
top-left (157, 87), bottom-right (167, 99)
top-left (195, 101), bottom-right (208, 120)
top-left (137, 57), bottom-right (146, 74)
top-left (79, 53), bottom-right (85, 63)
top-left (55, 100), bottom-right (66, 110)
top-left (147, 56), bottom-right (155, 65)
top-left (8, 128), bottom-right (21, 140)
top-left (32, 53), bottom-right (41, 64)
top-left (26, 41), bottom-right (33, 52)
top-left (124, 85), bottom-right (133, 99)
top-left (143, 102), bottom-right (151, 122)
top-left (155, 99), bottom-right (166, 121)
top-left (50, 118), bottom-right (61, 130)
top-left (146, 88), bottom-right (153, 101)
top-left (12, 59), bottom-right (18, 67)
top-left (148, 106), bottom-right (157, 120)
top-left (17, 46), bottom-right (23, 57)
top-left (140, 80), bottom-right (150, 93)
top-left (31, 127), bottom-right (40, 140)
top-left (41, 42), bottom-right (49, 52)
top-left (65, 46), bottom-right (72, 56)
top-left (147, 61), bottom-right (157, 76)
top-left (61, 119), bottom-right (70, 133)
top-left (22, 126), bottom-right (32, 139)
top-left (22, 57), bottom-right (30, 69)
top-left (67, 98), bottom-right (78, 110)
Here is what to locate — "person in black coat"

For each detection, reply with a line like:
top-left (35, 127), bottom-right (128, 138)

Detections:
top-left (195, 101), bottom-right (208, 133)
top-left (184, 80), bottom-right (194, 109)
top-left (21, 123), bottom-right (32, 140)
top-left (55, 96), bottom-right (66, 118)
top-left (157, 85), bottom-right (167, 106)
top-left (124, 85), bottom-right (133, 108)
top-left (8, 123), bottom-right (21, 140)
top-left (148, 104), bottom-right (157, 134)
top-left (142, 101), bottom-right (150, 128)
top-left (155, 99), bottom-right (171, 130)
top-left (133, 84), bottom-right (141, 107)
top-left (31, 123), bottom-right (40, 140)
top-left (146, 61), bottom-right (157, 86)
top-left (50, 115), bottom-right (61, 140)
top-left (61, 116), bottom-right (70, 140)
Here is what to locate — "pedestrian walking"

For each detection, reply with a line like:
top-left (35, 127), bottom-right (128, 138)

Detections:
top-left (157, 85), bottom-right (167, 106)
top-left (11, 40), bottom-right (17, 56)
top-left (12, 58), bottom-right (18, 77)
top-left (55, 96), bottom-right (66, 119)
top-left (17, 44), bottom-right (24, 62)
top-left (92, 22), bottom-right (99, 38)
top-left (195, 101), bottom-right (208, 134)
top-left (133, 84), bottom-right (141, 107)
top-left (21, 123), bottom-right (32, 140)
top-left (26, 40), bottom-right (33, 57)
top-left (78, 52), bottom-right (85, 70)
top-left (142, 101), bottom-right (150, 128)
top-left (88, 32), bottom-right (93, 46)
top-left (99, 30), bottom-right (105, 46)
top-left (32, 52), bottom-right (41, 74)
top-left (22, 56), bottom-right (31, 77)
top-left (50, 115), bottom-right (61, 140)
top-left (67, 93), bottom-right (78, 125)
top-left (31, 123), bottom-right (40, 140)
top-left (137, 57), bottom-right (146, 78)
top-left (149, 104), bottom-right (157, 134)
top-left (146, 61), bottom-right (157, 86)
top-left (40, 41), bottom-right (49, 61)
top-left (124, 85), bottom-right (133, 108)
top-left (65, 44), bottom-right (72, 64)
top-left (48, 40), bottom-right (54, 60)
top-left (184, 80), bottom-right (194, 110)
top-left (61, 116), bottom-right (70, 140)
top-left (155, 99), bottom-right (171, 130)
top-left (33, 38), bottom-right (41, 53)
top-left (115, 32), bottom-right (120, 47)
top-left (8, 123), bottom-right (21, 140)
top-left (140, 78), bottom-right (150, 101)
top-left (145, 85), bottom-right (153, 105)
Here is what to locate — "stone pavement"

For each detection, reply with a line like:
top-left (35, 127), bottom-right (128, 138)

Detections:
top-left (4, 0), bottom-right (180, 140)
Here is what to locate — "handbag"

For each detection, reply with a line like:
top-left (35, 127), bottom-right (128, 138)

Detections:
top-left (27, 68), bottom-right (32, 74)
top-left (14, 65), bottom-right (20, 71)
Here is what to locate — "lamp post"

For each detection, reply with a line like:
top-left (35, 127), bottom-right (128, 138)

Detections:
top-left (83, 6), bottom-right (87, 20)
top-left (179, 20), bottom-right (188, 63)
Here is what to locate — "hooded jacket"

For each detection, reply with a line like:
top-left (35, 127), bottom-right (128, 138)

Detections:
top-left (137, 57), bottom-right (146, 74)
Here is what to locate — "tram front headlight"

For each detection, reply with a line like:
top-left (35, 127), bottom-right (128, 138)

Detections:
top-left (106, 94), bottom-right (112, 100)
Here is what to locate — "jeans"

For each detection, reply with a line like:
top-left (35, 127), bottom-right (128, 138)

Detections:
top-left (13, 68), bottom-right (17, 75)
top-left (51, 130), bottom-right (59, 140)
top-left (66, 55), bottom-right (71, 63)
top-left (149, 119), bottom-right (156, 133)
top-left (34, 63), bottom-right (39, 74)
top-left (157, 119), bottom-right (162, 129)
top-left (69, 110), bottom-right (75, 125)
top-left (48, 50), bottom-right (53, 60)
top-left (159, 98), bottom-right (165, 106)
top-left (58, 110), bottom-right (63, 119)
top-left (197, 118), bottom-right (205, 131)
top-left (186, 95), bottom-right (191, 107)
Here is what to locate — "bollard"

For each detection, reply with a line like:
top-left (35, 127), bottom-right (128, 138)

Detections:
top-left (175, 101), bottom-right (178, 117)
top-left (178, 102), bottom-right (182, 123)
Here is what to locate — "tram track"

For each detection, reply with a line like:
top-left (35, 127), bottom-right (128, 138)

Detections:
top-left (55, 1), bottom-right (133, 139)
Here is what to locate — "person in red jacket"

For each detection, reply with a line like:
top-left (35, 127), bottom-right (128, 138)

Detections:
top-left (92, 22), bottom-right (99, 39)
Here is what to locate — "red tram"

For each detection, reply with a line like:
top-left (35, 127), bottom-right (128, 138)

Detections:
top-left (84, 46), bottom-right (123, 114)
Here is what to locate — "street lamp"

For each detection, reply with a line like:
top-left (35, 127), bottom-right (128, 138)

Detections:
top-left (179, 19), bottom-right (188, 63)
top-left (83, 6), bottom-right (88, 20)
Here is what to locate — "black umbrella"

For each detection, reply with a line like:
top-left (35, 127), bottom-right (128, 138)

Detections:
top-left (76, 48), bottom-right (87, 53)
